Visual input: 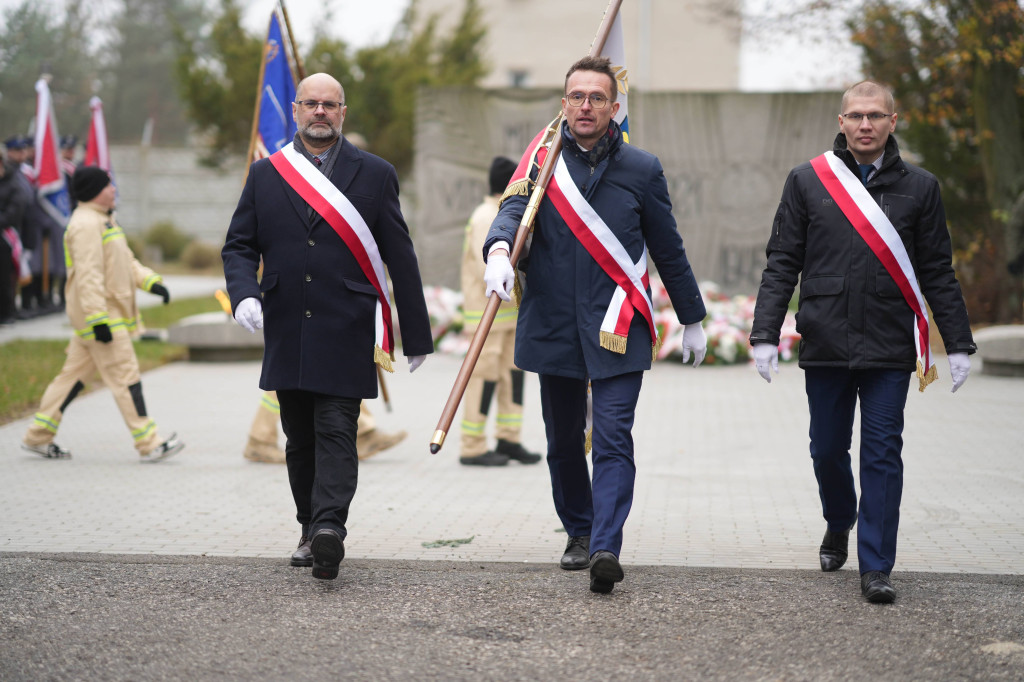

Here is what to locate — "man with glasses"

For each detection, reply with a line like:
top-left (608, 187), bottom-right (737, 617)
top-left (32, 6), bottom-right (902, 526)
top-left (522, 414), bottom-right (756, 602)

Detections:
top-left (484, 56), bottom-right (707, 594)
top-left (223, 72), bottom-right (434, 581)
top-left (750, 80), bottom-right (976, 603)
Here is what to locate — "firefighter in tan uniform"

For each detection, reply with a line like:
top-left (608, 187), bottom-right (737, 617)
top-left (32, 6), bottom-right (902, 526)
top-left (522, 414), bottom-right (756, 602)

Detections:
top-left (458, 157), bottom-right (541, 467)
top-left (244, 390), bottom-right (405, 463)
top-left (22, 167), bottom-right (184, 461)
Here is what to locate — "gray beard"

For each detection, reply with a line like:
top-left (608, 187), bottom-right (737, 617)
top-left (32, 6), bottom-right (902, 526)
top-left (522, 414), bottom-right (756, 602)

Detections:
top-left (299, 120), bottom-right (341, 144)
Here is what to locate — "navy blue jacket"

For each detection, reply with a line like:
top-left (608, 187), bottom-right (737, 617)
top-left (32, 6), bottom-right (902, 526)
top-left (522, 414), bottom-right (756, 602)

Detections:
top-left (485, 122), bottom-right (706, 380)
top-left (751, 134), bottom-right (975, 369)
top-left (222, 137), bottom-right (433, 399)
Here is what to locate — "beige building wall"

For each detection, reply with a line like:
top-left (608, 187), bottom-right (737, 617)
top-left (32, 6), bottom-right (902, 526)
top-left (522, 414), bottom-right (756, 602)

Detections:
top-left (416, 0), bottom-right (740, 91)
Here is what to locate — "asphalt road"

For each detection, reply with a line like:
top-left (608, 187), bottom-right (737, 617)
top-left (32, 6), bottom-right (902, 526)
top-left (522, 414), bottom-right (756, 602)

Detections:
top-left (2, 553), bottom-right (1023, 681)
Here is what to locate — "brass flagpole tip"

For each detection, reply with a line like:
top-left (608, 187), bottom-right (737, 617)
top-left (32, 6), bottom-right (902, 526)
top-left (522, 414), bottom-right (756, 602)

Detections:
top-left (429, 429), bottom-right (446, 455)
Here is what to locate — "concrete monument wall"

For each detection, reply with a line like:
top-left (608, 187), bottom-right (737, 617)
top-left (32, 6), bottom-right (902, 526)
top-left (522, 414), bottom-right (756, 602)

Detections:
top-left (412, 87), bottom-right (842, 295)
top-left (106, 145), bottom-right (247, 246)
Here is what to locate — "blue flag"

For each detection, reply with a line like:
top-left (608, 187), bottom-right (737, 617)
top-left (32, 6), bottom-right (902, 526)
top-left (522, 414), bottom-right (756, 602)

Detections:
top-left (254, 12), bottom-right (297, 160)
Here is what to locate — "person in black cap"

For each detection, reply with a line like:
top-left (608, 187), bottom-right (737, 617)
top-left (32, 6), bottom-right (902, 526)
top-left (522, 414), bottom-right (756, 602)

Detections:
top-left (457, 156), bottom-right (542, 467)
top-left (3, 135), bottom-right (59, 317)
top-left (22, 166), bottom-right (185, 462)
top-left (0, 148), bottom-right (29, 324)
top-left (60, 135), bottom-right (79, 210)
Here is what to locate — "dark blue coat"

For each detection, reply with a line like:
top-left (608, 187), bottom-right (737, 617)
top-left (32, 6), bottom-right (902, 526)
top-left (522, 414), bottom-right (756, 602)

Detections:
top-left (222, 137), bottom-right (433, 399)
top-left (485, 123), bottom-right (706, 380)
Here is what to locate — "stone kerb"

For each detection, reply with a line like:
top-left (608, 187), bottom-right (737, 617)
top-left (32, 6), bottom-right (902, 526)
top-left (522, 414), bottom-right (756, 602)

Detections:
top-left (973, 325), bottom-right (1024, 377)
top-left (167, 312), bottom-right (264, 362)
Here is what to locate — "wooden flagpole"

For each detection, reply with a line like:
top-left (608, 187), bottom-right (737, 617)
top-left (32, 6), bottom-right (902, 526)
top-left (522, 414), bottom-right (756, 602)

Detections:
top-left (245, 16), bottom-right (273, 167)
top-left (429, 0), bottom-right (626, 454)
top-left (279, 0), bottom-right (306, 80)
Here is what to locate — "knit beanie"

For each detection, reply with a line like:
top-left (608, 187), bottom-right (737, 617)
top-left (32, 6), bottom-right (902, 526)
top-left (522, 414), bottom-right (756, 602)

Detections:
top-left (488, 156), bottom-right (517, 196)
top-left (72, 167), bottom-right (111, 203)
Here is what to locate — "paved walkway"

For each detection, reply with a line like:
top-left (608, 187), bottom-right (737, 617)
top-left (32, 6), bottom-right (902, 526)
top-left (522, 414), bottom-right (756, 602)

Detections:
top-left (2, 276), bottom-right (1022, 574)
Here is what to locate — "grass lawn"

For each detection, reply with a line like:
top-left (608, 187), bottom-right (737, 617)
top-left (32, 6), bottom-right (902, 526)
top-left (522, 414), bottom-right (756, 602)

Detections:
top-left (0, 295), bottom-right (224, 425)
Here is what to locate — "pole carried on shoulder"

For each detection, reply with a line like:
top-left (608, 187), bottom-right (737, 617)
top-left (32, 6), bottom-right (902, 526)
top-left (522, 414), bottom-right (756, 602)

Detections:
top-left (429, 0), bottom-right (625, 454)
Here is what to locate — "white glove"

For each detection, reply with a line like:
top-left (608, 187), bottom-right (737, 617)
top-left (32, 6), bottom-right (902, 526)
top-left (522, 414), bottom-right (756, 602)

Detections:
top-left (483, 252), bottom-right (515, 302)
top-left (234, 297), bottom-right (263, 333)
top-left (19, 249), bottom-right (32, 276)
top-left (948, 353), bottom-right (970, 393)
top-left (408, 355), bottom-right (426, 373)
top-left (752, 343), bottom-right (779, 383)
top-left (681, 323), bottom-right (707, 367)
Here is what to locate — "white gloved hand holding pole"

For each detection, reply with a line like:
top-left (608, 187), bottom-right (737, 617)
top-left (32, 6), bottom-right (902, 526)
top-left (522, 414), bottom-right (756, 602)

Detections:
top-left (681, 322), bottom-right (707, 367)
top-left (483, 250), bottom-right (515, 302)
top-left (234, 297), bottom-right (263, 334)
top-left (752, 343), bottom-right (779, 383)
top-left (947, 352), bottom-right (970, 393)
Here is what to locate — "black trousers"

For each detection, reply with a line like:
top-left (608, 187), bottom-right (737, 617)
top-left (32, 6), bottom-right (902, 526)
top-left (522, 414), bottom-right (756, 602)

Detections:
top-left (277, 390), bottom-right (361, 540)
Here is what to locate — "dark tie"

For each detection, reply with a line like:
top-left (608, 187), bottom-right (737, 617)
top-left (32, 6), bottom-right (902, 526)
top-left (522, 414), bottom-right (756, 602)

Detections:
top-left (313, 156), bottom-right (322, 167)
top-left (858, 163), bottom-right (874, 185)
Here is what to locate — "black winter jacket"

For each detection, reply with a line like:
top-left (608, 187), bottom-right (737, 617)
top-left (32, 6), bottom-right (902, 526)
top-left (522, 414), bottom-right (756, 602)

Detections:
top-left (0, 161), bottom-right (28, 236)
top-left (750, 134), bottom-right (975, 371)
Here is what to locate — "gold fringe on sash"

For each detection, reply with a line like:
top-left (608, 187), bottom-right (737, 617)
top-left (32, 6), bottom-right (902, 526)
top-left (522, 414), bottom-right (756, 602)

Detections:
top-left (916, 359), bottom-right (938, 392)
top-left (600, 331), bottom-right (627, 354)
top-left (374, 345), bottom-right (395, 373)
top-left (512, 270), bottom-right (523, 309)
top-left (652, 337), bottom-right (663, 363)
top-left (499, 178), bottom-right (532, 207)
top-left (584, 428), bottom-right (592, 455)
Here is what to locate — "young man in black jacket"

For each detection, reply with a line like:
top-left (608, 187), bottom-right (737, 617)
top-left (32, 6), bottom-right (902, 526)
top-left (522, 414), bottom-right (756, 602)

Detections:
top-left (749, 81), bottom-right (976, 604)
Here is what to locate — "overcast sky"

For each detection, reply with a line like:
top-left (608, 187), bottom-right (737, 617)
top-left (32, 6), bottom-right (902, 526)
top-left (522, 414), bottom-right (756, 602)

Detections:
top-left (0, 0), bottom-right (859, 91)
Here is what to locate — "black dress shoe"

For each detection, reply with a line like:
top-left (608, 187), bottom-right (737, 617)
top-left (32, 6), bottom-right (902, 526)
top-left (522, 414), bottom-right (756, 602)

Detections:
top-left (310, 528), bottom-right (345, 580)
top-left (495, 439), bottom-right (542, 464)
top-left (861, 571), bottom-right (896, 603)
top-left (819, 527), bottom-right (851, 572)
top-left (560, 535), bottom-right (590, 570)
top-left (589, 550), bottom-right (624, 594)
top-left (290, 535), bottom-right (312, 567)
top-left (459, 451), bottom-right (510, 466)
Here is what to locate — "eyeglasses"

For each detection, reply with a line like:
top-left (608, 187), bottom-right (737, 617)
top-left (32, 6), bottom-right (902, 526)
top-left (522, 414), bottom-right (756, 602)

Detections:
top-left (565, 92), bottom-right (610, 109)
top-left (842, 112), bottom-right (894, 123)
top-left (296, 100), bottom-right (344, 112)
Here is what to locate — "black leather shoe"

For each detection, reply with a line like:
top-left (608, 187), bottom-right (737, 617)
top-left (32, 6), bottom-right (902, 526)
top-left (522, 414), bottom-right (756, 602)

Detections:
top-left (290, 535), bottom-right (312, 567)
top-left (310, 528), bottom-right (345, 580)
top-left (861, 571), bottom-right (896, 603)
top-left (495, 439), bottom-right (542, 464)
top-left (459, 451), bottom-right (510, 466)
top-left (819, 527), bottom-right (851, 572)
top-left (589, 551), bottom-right (624, 594)
top-left (560, 535), bottom-right (591, 570)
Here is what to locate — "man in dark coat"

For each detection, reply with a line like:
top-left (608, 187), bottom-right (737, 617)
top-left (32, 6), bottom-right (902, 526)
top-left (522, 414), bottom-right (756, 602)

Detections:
top-left (223, 73), bottom-right (434, 581)
top-left (750, 81), bottom-right (976, 604)
top-left (484, 56), bottom-right (707, 594)
top-left (0, 150), bottom-right (29, 324)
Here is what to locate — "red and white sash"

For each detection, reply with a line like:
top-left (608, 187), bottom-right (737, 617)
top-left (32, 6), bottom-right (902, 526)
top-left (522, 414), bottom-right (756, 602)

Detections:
top-left (269, 143), bottom-right (395, 372)
top-left (547, 153), bottom-right (658, 358)
top-left (810, 151), bottom-right (937, 391)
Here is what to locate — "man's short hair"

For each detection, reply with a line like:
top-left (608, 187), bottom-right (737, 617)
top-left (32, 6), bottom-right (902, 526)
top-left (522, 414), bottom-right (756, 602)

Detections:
top-left (564, 56), bottom-right (618, 101)
top-left (841, 80), bottom-right (895, 113)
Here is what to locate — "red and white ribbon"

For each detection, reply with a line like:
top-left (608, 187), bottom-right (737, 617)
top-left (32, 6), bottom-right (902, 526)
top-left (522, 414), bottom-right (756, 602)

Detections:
top-left (547, 154), bottom-right (657, 355)
top-left (810, 151), bottom-right (936, 390)
top-left (269, 143), bottom-right (395, 370)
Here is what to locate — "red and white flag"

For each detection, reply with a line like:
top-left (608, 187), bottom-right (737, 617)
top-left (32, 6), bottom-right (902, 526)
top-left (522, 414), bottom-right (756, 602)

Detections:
top-left (84, 96), bottom-right (111, 171)
top-left (32, 78), bottom-right (71, 223)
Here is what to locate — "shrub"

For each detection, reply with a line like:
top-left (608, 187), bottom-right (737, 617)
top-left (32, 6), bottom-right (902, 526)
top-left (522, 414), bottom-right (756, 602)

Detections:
top-left (180, 240), bottom-right (222, 271)
top-left (144, 221), bottom-right (191, 261)
top-left (126, 234), bottom-right (146, 260)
